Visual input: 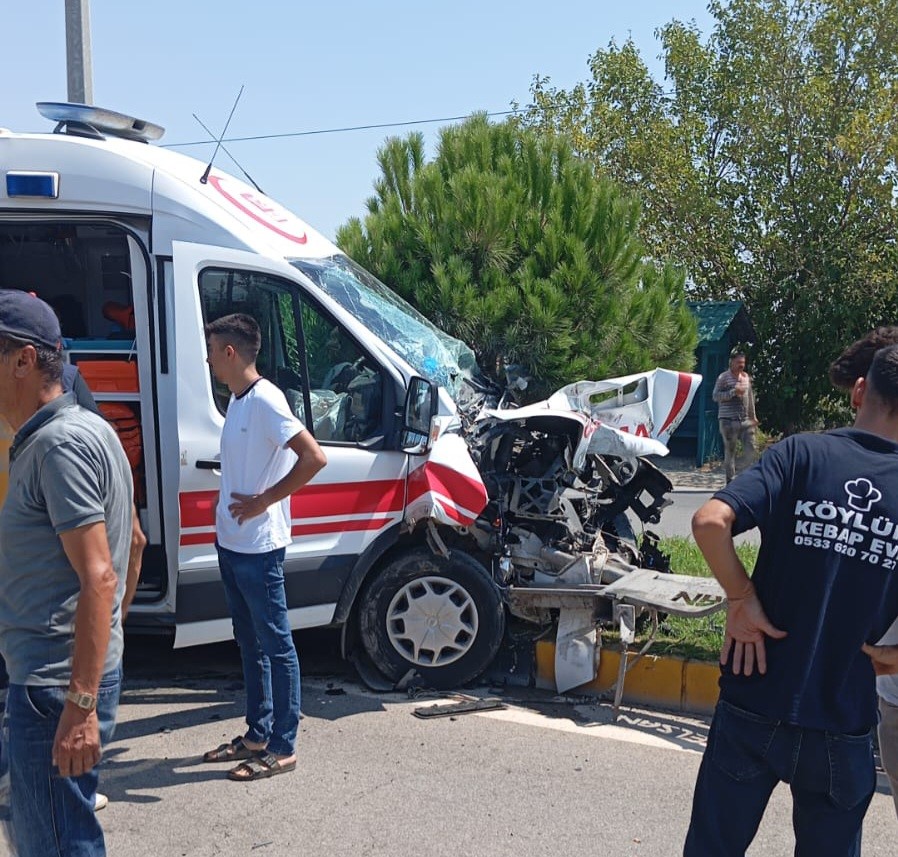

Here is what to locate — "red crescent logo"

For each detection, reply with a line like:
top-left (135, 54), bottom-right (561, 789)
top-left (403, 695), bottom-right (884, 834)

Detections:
top-left (207, 175), bottom-right (307, 245)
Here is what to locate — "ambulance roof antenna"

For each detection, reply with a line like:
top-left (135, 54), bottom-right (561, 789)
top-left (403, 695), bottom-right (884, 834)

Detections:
top-left (199, 85), bottom-right (244, 185)
top-left (192, 112), bottom-right (264, 194)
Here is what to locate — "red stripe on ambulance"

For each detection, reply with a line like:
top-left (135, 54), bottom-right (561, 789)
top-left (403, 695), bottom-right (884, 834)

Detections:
top-left (406, 461), bottom-right (488, 524)
top-left (657, 372), bottom-right (694, 437)
top-left (179, 515), bottom-right (394, 546)
top-left (179, 479), bottom-right (406, 530)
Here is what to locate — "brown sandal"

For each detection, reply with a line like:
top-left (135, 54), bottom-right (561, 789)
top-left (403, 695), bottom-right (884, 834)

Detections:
top-left (227, 752), bottom-right (296, 781)
top-left (202, 736), bottom-right (262, 763)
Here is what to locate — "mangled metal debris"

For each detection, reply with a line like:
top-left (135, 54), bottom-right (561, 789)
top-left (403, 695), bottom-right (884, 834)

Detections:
top-left (436, 367), bottom-right (725, 703)
top-left (330, 271), bottom-right (728, 710)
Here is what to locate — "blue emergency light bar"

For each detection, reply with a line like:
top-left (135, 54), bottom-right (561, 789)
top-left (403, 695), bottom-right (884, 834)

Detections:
top-left (6, 171), bottom-right (59, 198)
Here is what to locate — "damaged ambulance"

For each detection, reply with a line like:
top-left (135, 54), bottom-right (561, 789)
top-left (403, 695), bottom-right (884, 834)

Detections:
top-left (0, 103), bottom-right (725, 696)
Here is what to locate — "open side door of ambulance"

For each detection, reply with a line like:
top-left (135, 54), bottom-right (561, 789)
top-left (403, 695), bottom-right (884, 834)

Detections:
top-left (169, 242), bottom-right (410, 648)
top-left (0, 217), bottom-right (171, 616)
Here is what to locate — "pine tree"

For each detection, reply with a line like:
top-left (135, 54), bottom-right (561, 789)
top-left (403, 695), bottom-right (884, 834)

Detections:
top-left (337, 115), bottom-right (697, 398)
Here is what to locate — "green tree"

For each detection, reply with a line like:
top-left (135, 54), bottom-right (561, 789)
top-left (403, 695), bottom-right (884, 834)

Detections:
top-left (521, 0), bottom-right (898, 432)
top-left (337, 115), bottom-right (697, 399)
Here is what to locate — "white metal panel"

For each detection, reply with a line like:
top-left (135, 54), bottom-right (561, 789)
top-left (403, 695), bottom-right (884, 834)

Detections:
top-left (170, 241), bottom-right (409, 647)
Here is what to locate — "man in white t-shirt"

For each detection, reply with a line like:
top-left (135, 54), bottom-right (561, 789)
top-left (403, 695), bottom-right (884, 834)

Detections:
top-left (200, 313), bottom-right (326, 781)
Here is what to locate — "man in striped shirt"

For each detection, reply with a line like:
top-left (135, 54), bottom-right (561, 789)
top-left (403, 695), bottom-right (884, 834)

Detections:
top-left (712, 350), bottom-right (758, 483)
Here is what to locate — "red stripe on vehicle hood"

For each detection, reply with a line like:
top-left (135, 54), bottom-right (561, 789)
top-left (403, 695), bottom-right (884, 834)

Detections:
top-left (657, 372), bottom-right (695, 437)
top-left (406, 461), bottom-right (488, 518)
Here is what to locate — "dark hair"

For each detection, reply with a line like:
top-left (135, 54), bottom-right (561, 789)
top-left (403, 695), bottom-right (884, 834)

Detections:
top-left (829, 326), bottom-right (898, 391)
top-left (729, 349), bottom-right (746, 360)
top-left (0, 335), bottom-right (63, 385)
top-left (204, 313), bottom-right (261, 362)
top-left (867, 344), bottom-right (898, 413)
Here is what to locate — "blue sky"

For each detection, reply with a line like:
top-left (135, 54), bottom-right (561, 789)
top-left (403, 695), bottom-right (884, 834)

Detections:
top-left (2, 1), bottom-right (714, 241)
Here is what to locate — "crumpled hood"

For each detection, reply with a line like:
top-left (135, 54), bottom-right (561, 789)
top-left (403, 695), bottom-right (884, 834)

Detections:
top-left (404, 368), bottom-right (701, 529)
top-left (550, 368), bottom-right (701, 459)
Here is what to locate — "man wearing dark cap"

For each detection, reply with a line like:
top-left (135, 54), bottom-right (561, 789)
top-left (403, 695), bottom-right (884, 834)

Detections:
top-left (0, 290), bottom-right (133, 856)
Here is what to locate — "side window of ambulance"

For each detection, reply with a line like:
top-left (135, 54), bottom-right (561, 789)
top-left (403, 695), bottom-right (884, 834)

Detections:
top-left (295, 294), bottom-right (384, 444)
top-left (199, 269), bottom-right (303, 414)
top-left (197, 268), bottom-right (383, 443)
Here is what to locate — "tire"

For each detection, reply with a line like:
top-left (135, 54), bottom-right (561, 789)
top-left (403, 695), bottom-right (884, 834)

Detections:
top-left (358, 548), bottom-right (505, 689)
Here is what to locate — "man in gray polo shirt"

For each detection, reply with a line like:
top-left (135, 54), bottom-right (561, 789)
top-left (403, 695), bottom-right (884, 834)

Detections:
top-left (0, 290), bottom-right (132, 857)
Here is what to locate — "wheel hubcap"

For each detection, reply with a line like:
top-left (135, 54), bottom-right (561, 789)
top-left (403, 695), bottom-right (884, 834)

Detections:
top-left (386, 576), bottom-right (479, 667)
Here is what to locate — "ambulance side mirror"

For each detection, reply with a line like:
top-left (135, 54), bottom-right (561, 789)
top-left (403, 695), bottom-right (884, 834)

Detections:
top-left (402, 376), bottom-right (438, 453)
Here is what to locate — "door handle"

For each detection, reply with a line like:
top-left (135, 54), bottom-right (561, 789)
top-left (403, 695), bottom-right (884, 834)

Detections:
top-left (195, 459), bottom-right (221, 470)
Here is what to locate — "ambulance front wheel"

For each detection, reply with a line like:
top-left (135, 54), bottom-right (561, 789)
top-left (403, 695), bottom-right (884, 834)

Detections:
top-left (358, 548), bottom-right (505, 688)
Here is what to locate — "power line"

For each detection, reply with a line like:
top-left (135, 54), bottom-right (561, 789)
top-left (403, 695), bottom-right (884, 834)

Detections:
top-left (162, 109), bottom-right (521, 148)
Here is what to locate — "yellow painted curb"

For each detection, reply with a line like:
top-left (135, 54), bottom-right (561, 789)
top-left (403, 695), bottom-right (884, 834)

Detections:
top-left (534, 640), bottom-right (720, 715)
top-left (683, 659), bottom-right (722, 713)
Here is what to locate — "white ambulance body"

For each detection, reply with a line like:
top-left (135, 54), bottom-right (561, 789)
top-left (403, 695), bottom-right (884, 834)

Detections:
top-left (0, 104), bottom-right (722, 692)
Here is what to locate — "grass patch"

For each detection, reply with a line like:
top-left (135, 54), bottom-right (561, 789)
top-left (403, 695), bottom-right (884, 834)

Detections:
top-left (628, 537), bottom-right (759, 662)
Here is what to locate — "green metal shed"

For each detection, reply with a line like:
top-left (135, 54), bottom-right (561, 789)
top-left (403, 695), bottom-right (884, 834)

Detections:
top-left (667, 301), bottom-right (757, 466)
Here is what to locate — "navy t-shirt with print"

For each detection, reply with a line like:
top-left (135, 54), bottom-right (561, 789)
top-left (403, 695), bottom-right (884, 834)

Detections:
top-left (715, 428), bottom-right (898, 733)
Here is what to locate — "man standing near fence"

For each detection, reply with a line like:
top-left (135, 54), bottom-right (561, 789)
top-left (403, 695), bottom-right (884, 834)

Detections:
top-left (713, 349), bottom-right (758, 483)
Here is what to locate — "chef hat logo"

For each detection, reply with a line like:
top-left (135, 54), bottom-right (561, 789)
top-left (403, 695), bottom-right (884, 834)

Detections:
top-left (844, 478), bottom-right (882, 513)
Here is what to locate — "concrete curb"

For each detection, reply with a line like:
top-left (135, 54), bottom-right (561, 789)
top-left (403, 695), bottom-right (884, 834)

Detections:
top-left (534, 640), bottom-right (720, 716)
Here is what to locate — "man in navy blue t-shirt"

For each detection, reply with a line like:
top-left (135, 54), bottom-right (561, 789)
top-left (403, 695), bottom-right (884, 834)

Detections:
top-left (683, 344), bottom-right (898, 857)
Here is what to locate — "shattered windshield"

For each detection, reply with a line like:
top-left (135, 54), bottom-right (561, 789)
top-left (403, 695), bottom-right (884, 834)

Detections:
top-left (290, 255), bottom-right (478, 398)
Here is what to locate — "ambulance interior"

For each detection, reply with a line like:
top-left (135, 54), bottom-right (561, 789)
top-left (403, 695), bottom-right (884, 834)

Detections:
top-left (0, 224), bottom-right (133, 340)
top-left (0, 222), bottom-right (164, 596)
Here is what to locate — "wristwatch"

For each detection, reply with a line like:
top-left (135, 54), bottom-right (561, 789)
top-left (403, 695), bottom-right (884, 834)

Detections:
top-left (64, 689), bottom-right (98, 712)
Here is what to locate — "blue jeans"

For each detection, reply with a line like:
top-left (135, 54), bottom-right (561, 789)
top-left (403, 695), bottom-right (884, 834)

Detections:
top-left (684, 700), bottom-right (875, 856)
top-left (217, 544), bottom-right (300, 757)
top-left (4, 665), bottom-right (121, 857)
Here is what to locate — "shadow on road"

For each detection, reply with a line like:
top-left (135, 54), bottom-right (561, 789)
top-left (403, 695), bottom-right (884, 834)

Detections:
top-left (101, 749), bottom-right (232, 803)
top-left (120, 628), bottom-right (716, 751)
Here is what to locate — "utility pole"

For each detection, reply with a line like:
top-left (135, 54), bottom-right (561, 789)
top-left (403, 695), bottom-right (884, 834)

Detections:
top-left (65, 0), bottom-right (93, 104)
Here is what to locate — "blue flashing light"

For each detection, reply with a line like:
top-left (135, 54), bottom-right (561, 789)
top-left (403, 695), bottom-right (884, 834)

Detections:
top-left (6, 171), bottom-right (59, 199)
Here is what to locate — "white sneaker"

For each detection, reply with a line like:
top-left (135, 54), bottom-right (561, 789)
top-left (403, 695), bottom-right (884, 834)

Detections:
top-left (94, 792), bottom-right (108, 811)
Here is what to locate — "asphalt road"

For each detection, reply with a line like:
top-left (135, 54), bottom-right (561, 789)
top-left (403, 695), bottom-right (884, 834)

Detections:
top-left (78, 636), bottom-right (898, 857)
top-left (0, 495), bottom-right (858, 857)
top-left (641, 489), bottom-right (761, 545)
